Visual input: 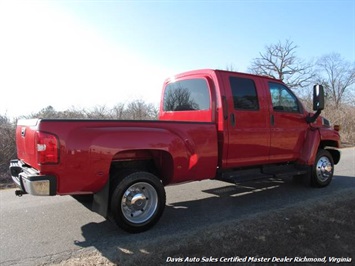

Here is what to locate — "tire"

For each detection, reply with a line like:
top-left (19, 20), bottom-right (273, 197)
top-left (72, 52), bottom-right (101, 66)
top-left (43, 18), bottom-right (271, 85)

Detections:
top-left (311, 149), bottom-right (334, 187)
top-left (110, 171), bottom-right (166, 233)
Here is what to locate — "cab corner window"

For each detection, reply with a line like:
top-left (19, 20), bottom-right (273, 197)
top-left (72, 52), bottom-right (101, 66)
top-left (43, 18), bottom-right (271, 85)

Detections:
top-left (229, 77), bottom-right (259, 110)
top-left (268, 82), bottom-right (300, 113)
top-left (163, 79), bottom-right (210, 111)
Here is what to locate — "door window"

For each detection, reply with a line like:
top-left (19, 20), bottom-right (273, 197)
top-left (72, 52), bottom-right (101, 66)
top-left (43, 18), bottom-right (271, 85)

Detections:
top-left (229, 77), bottom-right (259, 110)
top-left (269, 82), bottom-right (300, 112)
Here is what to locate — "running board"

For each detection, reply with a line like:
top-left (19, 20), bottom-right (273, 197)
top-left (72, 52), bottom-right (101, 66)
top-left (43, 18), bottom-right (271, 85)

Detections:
top-left (262, 164), bottom-right (309, 178)
top-left (217, 164), bottom-right (309, 184)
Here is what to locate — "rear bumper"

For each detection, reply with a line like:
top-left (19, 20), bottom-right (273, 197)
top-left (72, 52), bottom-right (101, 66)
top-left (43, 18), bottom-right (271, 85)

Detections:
top-left (9, 159), bottom-right (57, 196)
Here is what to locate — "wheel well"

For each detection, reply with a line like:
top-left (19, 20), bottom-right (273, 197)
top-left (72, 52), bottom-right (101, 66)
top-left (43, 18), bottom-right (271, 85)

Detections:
top-left (319, 141), bottom-right (341, 165)
top-left (319, 140), bottom-right (339, 149)
top-left (109, 150), bottom-right (174, 185)
top-left (325, 149), bottom-right (341, 165)
top-left (110, 159), bottom-right (157, 176)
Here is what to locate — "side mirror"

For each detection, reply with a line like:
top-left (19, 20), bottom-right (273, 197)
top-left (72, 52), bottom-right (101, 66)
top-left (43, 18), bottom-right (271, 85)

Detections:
top-left (313, 84), bottom-right (324, 111)
top-left (307, 84), bottom-right (325, 123)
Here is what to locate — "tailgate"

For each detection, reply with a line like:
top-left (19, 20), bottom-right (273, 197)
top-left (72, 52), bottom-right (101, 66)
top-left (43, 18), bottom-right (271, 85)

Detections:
top-left (16, 119), bottom-right (40, 169)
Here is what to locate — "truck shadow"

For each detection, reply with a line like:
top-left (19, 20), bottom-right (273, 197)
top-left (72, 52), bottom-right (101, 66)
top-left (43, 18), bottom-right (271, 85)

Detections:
top-left (74, 175), bottom-right (355, 264)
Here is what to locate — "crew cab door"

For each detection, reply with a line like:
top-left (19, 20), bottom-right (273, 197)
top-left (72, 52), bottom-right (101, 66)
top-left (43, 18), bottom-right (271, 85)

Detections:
top-left (267, 82), bottom-right (308, 162)
top-left (222, 73), bottom-right (271, 167)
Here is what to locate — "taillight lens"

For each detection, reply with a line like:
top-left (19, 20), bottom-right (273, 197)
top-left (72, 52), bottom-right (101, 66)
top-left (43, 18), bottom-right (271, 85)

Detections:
top-left (36, 131), bottom-right (59, 164)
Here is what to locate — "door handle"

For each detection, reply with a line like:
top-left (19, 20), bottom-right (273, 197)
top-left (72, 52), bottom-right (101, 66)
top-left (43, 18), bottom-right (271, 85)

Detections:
top-left (230, 113), bottom-right (236, 127)
top-left (270, 114), bottom-right (275, 126)
top-left (222, 96), bottom-right (228, 120)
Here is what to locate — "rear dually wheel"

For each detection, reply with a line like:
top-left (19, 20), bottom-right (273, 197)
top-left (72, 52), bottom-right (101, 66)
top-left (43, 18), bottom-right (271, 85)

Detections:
top-left (110, 171), bottom-right (166, 233)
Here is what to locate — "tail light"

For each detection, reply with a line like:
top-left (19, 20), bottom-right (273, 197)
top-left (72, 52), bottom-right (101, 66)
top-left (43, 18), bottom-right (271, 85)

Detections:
top-left (36, 131), bottom-right (59, 164)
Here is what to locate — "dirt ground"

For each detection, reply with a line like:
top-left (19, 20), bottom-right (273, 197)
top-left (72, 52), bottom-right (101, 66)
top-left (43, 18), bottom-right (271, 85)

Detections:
top-left (51, 189), bottom-right (355, 266)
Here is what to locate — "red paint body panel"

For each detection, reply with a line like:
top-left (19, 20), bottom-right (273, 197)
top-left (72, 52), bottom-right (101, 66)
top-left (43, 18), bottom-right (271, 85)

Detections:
top-left (16, 120), bottom-right (41, 168)
top-left (14, 69), bottom-right (341, 196)
top-left (16, 120), bottom-right (218, 194)
top-left (298, 128), bottom-right (321, 165)
top-left (298, 124), bottom-right (340, 165)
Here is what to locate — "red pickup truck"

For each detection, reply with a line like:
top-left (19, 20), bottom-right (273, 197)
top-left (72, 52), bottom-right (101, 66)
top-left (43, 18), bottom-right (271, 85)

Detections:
top-left (10, 69), bottom-right (341, 233)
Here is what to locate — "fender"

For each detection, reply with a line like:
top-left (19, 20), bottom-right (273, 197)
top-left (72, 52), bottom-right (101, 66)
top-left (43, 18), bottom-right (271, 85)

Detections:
top-left (89, 124), bottom-right (218, 218)
top-left (298, 128), bottom-right (321, 165)
top-left (319, 128), bottom-right (341, 164)
top-left (54, 121), bottom-right (217, 195)
top-left (88, 126), bottom-right (185, 218)
top-left (88, 123), bottom-right (218, 190)
top-left (89, 126), bottom-right (188, 189)
top-left (298, 127), bottom-right (341, 166)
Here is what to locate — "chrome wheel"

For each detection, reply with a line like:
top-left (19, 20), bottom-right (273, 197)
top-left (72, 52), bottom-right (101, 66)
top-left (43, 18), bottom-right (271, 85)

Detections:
top-left (315, 156), bottom-right (333, 182)
top-left (110, 171), bottom-right (166, 233)
top-left (311, 149), bottom-right (334, 188)
top-left (121, 182), bottom-right (158, 224)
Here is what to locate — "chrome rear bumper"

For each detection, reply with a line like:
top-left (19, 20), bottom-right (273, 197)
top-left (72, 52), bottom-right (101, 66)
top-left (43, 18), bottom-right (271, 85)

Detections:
top-left (9, 159), bottom-right (57, 196)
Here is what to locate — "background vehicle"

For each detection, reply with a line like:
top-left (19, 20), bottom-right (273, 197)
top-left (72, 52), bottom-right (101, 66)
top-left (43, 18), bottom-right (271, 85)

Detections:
top-left (10, 69), bottom-right (341, 233)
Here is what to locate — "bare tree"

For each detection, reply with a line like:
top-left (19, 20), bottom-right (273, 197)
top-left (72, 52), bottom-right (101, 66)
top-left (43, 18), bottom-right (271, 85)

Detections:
top-left (164, 87), bottom-right (199, 111)
top-left (315, 53), bottom-right (355, 108)
top-left (110, 103), bottom-right (126, 119)
top-left (84, 105), bottom-right (110, 119)
top-left (225, 63), bottom-right (238, 72)
top-left (0, 115), bottom-right (16, 172)
top-left (125, 100), bottom-right (158, 120)
top-left (34, 105), bottom-right (57, 118)
top-left (60, 107), bottom-right (87, 119)
top-left (249, 40), bottom-right (315, 89)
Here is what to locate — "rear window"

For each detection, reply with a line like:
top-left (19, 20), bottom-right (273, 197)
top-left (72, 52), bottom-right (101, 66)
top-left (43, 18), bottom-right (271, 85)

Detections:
top-left (163, 78), bottom-right (210, 111)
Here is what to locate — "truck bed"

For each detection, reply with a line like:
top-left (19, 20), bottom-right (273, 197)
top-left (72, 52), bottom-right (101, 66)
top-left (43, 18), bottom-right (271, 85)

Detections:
top-left (15, 119), bottom-right (219, 194)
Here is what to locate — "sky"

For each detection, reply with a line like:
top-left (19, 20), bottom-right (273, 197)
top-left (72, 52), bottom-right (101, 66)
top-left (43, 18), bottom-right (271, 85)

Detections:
top-left (0, 0), bottom-right (354, 118)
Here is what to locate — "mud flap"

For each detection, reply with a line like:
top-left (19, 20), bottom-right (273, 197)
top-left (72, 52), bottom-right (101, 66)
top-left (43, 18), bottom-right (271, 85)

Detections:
top-left (92, 181), bottom-right (109, 218)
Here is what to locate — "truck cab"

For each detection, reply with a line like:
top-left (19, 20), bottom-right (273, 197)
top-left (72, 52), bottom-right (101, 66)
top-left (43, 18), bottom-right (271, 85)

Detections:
top-left (159, 69), bottom-right (340, 169)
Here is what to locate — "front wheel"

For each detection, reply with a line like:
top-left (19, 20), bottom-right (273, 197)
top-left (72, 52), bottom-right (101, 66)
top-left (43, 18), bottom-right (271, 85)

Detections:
top-left (311, 149), bottom-right (334, 187)
top-left (110, 171), bottom-right (166, 233)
